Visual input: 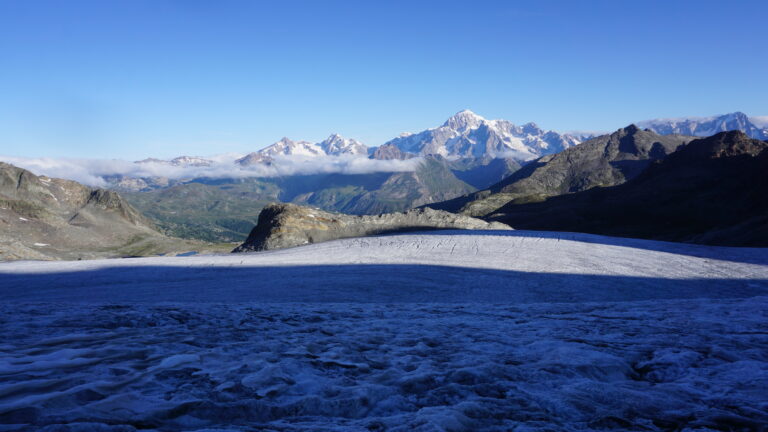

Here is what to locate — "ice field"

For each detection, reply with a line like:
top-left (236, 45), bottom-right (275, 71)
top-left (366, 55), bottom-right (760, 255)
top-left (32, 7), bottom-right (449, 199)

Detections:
top-left (1, 230), bottom-right (767, 431)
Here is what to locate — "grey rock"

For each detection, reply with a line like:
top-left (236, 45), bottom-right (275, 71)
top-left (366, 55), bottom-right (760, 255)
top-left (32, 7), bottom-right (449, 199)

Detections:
top-left (233, 202), bottom-right (511, 252)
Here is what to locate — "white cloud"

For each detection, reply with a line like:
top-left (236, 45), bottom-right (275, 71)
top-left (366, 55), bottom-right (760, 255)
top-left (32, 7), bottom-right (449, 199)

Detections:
top-left (0, 154), bottom-right (421, 187)
top-left (749, 116), bottom-right (768, 128)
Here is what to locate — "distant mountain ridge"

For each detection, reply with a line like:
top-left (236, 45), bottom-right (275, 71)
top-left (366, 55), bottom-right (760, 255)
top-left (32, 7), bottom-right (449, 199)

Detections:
top-left (638, 112), bottom-right (768, 140)
top-left (136, 156), bottom-right (214, 167)
top-left (142, 110), bottom-right (581, 169)
top-left (236, 134), bottom-right (368, 166)
top-left (125, 110), bottom-right (768, 169)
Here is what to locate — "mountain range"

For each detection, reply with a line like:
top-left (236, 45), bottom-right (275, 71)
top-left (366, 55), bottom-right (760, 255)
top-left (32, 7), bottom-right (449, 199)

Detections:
top-left (236, 134), bottom-right (369, 166)
top-left (135, 110), bottom-right (581, 170)
top-left (3, 110), bottom-right (766, 246)
top-left (108, 110), bottom-right (583, 241)
top-left (135, 111), bottom-right (768, 170)
top-left (111, 111), bottom-right (768, 242)
top-left (638, 112), bottom-right (768, 140)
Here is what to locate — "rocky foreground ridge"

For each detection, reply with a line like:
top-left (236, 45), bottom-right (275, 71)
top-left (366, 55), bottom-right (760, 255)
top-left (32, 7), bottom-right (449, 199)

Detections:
top-left (233, 203), bottom-right (511, 252)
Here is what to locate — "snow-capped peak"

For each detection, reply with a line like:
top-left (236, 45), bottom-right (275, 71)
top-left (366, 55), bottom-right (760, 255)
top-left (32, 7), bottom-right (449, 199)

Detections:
top-left (521, 122), bottom-right (544, 136)
top-left (443, 109), bottom-right (486, 131)
top-left (236, 134), bottom-right (370, 165)
top-left (318, 133), bottom-right (368, 156)
top-left (259, 137), bottom-right (322, 158)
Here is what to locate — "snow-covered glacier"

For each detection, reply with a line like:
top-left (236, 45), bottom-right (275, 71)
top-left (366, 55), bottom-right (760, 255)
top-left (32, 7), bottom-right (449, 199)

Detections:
top-left (1, 231), bottom-right (767, 431)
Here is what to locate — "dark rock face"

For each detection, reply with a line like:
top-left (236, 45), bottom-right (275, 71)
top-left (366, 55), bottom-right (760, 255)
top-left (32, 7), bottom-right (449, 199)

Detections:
top-left (488, 131), bottom-right (768, 246)
top-left (427, 126), bottom-right (693, 216)
top-left (233, 203), bottom-right (511, 252)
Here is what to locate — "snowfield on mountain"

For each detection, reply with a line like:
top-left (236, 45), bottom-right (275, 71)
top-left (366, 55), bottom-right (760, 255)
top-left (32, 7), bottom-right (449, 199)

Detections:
top-left (1, 230), bottom-right (768, 431)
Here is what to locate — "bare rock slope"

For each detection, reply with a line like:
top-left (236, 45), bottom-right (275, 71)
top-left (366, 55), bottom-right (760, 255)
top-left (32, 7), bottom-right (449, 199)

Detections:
top-left (233, 202), bottom-right (511, 252)
top-left (0, 162), bottom-right (223, 260)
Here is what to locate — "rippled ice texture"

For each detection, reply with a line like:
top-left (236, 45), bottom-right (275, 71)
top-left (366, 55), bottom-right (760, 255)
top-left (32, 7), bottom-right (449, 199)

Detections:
top-left (1, 298), bottom-right (767, 431)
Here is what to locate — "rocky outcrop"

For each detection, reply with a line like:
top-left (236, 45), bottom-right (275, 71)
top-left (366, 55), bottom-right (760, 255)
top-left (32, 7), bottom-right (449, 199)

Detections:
top-left (233, 203), bottom-right (511, 252)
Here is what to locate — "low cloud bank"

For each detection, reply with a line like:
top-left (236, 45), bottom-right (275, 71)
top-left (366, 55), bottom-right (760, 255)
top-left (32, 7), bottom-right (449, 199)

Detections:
top-left (750, 116), bottom-right (768, 128)
top-left (0, 154), bottom-right (422, 187)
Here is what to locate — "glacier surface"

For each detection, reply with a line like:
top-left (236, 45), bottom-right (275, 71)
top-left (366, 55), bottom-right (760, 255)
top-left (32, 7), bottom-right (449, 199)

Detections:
top-left (1, 230), bottom-right (767, 431)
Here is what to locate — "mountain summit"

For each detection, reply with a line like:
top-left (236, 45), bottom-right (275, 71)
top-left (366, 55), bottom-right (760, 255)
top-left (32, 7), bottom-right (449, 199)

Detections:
top-left (442, 109), bottom-right (486, 131)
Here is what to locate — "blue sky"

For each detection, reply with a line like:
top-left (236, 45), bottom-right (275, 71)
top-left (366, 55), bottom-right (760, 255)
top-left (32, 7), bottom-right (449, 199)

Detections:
top-left (0, 0), bottom-right (766, 159)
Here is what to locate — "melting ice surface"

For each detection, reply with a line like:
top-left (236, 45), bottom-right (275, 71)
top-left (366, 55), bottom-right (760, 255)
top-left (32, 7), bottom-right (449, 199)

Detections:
top-left (1, 230), bottom-right (767, 431)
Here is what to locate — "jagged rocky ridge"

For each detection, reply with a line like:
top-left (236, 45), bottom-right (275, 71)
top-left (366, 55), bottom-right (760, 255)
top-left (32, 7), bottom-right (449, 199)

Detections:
top-left (638, 111), bottom-right (768, 140)
top-left (233, 202), bottom-right (511, 252)
top-left (486, 131), bottom-right (768, 246)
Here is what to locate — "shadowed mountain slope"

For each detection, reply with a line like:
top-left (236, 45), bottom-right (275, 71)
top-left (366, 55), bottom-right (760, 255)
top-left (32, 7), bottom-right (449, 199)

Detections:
top-left (487, 131), bottom-right (768, 246)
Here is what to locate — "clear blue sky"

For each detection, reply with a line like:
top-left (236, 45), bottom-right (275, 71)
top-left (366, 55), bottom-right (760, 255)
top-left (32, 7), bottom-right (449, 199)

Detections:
top-left (0, 0), bottom-right (766, 159)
